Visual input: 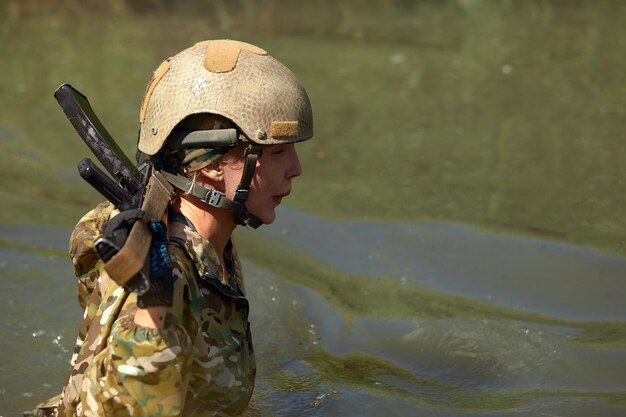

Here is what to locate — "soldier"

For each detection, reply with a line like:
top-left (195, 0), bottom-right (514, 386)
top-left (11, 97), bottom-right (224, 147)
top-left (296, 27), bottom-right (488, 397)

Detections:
top-left (33, 39), bottom-right (313, 417)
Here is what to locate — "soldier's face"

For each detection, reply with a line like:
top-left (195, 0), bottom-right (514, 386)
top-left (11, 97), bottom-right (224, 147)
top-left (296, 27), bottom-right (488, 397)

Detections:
top-left (220, 143), bottom-right (301, 224)
top-left (246, 143), bottom-right (302, 224)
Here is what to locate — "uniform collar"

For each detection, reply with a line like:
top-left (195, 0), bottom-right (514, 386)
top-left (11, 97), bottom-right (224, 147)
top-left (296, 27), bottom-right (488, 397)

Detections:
top-left (168, 215), bottom-right (241, 291)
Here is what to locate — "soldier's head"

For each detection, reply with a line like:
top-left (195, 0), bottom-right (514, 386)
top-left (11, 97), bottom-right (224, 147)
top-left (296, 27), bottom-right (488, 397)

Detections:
top-left (136, 39), bottom-right (313, 227)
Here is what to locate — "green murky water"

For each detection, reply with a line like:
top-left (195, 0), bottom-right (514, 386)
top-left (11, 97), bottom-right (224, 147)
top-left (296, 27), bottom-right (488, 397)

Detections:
top-left (1, 1), bottom-right (625, 416)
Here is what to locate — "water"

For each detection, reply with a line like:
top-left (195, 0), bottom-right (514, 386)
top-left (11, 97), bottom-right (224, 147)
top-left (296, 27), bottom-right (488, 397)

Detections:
top-left (260, 207), bottom-right (626, 321)
top-left (1, 1), bottom-right (625, 416)
top-left (241, 207), bottom-right (626, 415)
top-left (2, 212), bottom-right (626, 416)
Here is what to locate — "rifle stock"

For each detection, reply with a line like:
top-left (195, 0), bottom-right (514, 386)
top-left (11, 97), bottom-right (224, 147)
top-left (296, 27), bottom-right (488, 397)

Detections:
top-left (54, 83), bottom-right (143, 200)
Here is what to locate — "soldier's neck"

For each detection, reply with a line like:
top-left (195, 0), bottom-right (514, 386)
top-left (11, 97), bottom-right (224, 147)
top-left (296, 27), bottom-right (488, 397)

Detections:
top-left (172, 195), bottom-right (236, 262)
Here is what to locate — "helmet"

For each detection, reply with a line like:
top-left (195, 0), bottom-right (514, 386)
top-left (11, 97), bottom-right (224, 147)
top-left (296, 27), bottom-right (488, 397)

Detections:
top-left (137, 39), bottom-right (314, 228)
top-left (137, 39), bottom-right (313, 155)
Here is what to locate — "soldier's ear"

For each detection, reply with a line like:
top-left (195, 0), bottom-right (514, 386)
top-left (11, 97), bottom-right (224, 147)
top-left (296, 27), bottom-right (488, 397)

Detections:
top-left (200, 162), bottom-right (223, 182)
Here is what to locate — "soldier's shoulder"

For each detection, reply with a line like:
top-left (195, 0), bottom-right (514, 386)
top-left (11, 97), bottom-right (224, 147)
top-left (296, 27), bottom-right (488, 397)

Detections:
top-left (69, 201), bottom-right (117, 303)
top-left (70, 201), bottom-right (116, 256)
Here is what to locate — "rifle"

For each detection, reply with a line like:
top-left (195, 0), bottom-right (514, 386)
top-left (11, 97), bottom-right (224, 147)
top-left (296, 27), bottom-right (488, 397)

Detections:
top-left (54, 83), bottom-right (173, 294)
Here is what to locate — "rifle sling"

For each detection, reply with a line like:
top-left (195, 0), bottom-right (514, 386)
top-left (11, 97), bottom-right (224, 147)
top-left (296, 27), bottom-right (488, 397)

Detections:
top-left (104, 171), bottom-right (173, 286)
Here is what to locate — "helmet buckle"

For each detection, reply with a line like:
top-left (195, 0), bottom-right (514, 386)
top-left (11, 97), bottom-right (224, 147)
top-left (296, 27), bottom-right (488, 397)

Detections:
top-left (233, 189), bottom-right (249, 205)
top-left (203, 189), bottom-right (223, 207)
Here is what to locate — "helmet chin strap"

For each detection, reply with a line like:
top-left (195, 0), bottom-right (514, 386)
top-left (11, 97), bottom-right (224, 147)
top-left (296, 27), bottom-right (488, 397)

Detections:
top-left (232, 144), bottom-right (263, 228)
top-left (159, 144), bottom-right (263, 229)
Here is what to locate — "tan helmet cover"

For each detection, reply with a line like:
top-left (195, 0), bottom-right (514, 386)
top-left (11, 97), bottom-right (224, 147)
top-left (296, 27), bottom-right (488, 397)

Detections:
top-left (138, 39), bottom-right (314, 156)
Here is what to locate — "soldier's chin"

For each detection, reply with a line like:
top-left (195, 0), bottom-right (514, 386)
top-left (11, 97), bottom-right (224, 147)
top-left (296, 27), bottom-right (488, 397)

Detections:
top-left (252, 208), bottom-right (276, 225)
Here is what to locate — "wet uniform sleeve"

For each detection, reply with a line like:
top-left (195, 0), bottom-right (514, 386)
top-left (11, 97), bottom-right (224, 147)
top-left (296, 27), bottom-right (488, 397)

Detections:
top-left (76, 261), bottom-right (194, 417)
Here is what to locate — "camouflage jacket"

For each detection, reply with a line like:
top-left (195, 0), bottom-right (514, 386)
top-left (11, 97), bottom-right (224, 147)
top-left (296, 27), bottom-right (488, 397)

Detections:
top-left (56, 202), bottom-right (256, 417)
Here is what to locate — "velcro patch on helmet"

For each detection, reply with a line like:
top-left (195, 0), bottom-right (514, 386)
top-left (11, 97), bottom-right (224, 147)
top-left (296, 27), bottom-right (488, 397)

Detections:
top-left (197, 39), bottom-right (267, 73)
top-left (140, 59), bottom-right (170, 124)
top-left (270, 121), bottom-right (299, 139)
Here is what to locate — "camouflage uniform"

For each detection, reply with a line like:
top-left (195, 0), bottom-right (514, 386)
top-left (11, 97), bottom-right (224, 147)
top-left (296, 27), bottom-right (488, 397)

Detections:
top-left (54, 202), bottom-right (255, 417)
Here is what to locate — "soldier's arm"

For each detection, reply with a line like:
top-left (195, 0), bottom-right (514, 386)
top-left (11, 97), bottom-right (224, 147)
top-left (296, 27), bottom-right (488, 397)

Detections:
top-left (78, 311), bottom-right (193, 417)
top-left (76, 257), bottom-right (194, 417)
top-left (134, 306), bottom-right (169, 329)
